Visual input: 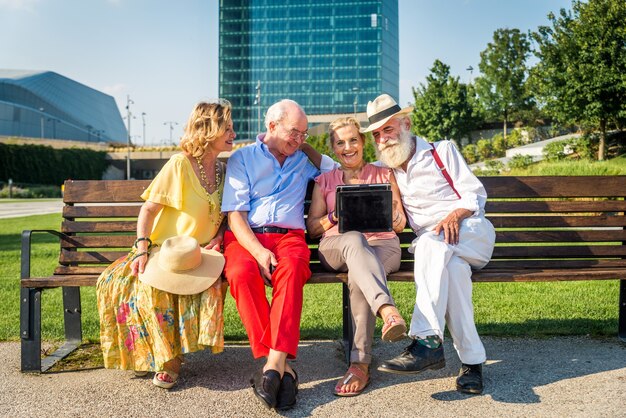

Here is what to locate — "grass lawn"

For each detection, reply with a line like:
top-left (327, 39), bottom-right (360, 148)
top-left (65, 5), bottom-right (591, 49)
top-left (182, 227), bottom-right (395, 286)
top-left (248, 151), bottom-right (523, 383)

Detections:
top-left (0, 213), bottom-right (619, 343)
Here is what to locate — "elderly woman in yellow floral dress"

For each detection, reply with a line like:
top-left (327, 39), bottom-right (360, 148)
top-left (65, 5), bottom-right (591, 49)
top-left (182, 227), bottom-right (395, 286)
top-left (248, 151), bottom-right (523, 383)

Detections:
top-left (96, 100), bottom-right (236, 389)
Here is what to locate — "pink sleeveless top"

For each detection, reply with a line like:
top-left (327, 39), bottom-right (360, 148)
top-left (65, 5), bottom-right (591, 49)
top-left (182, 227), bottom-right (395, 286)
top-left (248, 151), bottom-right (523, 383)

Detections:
top-left (314, 163), bottom-right (397, 240)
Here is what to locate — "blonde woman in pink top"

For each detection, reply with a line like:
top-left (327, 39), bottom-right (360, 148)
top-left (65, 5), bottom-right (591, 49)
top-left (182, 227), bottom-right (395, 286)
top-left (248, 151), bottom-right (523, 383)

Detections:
top-left (306, 116), bottom-right (407, 397)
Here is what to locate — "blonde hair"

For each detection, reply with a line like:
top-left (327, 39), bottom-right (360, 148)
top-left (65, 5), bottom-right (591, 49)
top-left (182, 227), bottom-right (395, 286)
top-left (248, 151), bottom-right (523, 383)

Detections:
top-left (180, 100), bottom-right (232, 158)
top-left (327, 116), bottom-right (365, 149)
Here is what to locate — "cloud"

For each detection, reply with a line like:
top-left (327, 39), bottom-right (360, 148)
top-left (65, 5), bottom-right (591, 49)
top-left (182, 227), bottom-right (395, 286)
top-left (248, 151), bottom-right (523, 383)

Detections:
top-left (0, 0), bottom-right (40, 11)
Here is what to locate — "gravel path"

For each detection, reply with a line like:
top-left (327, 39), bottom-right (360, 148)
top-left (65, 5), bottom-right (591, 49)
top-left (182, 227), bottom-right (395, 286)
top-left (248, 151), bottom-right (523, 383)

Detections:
top-left (1, 337), bottom-right (625, 417)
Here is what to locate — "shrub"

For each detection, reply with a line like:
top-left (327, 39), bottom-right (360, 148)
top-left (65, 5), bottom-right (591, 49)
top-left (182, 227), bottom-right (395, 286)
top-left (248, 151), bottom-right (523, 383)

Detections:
top-left (508, 154), bottom-right (534, 170)
top-left (491, 134), bottom-right (507, 157)
top-left (462, 144), bottom-right (478, 164)
top-left (476, 139), bottom-right (493, 160)
top-left (506, 129), bottom-right (525, 148)
top-left (0, 183), bottom-right (61, 198)
top-left (542, 140), bottom-right (568, 161)
top-left (0, 143), bottom-right (108, 185)
top-left (569, 134), bottom-right (597, 160)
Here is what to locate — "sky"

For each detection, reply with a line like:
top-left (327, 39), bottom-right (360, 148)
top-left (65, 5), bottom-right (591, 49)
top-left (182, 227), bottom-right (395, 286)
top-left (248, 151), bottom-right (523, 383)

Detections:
top-left (0, 0), bottom-right (572, 145)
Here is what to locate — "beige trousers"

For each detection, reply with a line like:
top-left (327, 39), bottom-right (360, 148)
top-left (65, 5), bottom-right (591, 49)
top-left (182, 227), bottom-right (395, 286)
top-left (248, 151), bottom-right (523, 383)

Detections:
top-left (319, 231), bottom-right (401, 364)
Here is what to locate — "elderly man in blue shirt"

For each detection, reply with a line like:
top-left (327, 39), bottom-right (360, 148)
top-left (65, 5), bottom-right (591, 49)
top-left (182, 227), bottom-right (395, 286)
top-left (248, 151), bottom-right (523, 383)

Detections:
top-left (221, 99), bottom-right (332, 411)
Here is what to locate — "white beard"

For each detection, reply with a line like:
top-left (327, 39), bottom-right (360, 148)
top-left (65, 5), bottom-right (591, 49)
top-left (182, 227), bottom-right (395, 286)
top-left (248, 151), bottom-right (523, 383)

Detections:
top-left (376, 126), bottom-right (415, 168)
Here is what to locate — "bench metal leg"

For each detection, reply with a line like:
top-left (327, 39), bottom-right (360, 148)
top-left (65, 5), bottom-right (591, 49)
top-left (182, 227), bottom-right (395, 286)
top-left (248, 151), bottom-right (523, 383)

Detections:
top-left (63, 287), bottom-right (82, 342)
top-left (20, 288), bottom-right (42, 372)
top-left (342, 283), bottom-right (353, 364)
top-left (20, 287), bottom-right (84, 373)
top-left (38, 287), bottom-right (83, 372)
top-left (617, 280), bottom-right (626, 343)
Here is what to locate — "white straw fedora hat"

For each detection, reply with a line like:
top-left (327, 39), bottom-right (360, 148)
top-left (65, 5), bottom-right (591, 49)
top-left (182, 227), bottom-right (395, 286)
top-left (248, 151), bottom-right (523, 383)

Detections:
top-left (360, 94), bottom-right (414, 133)
top-left (138, 235), bottom-right (225, 295)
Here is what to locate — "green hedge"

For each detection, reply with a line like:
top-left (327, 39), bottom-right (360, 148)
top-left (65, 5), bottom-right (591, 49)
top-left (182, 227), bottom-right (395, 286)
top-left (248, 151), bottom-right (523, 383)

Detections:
top-left (0, 143), bottom-right (108, 185)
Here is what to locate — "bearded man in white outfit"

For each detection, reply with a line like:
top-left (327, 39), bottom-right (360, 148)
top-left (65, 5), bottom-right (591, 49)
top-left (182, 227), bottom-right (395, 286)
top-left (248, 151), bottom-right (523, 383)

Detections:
top-left (361, 94), bottom-right (495, 395)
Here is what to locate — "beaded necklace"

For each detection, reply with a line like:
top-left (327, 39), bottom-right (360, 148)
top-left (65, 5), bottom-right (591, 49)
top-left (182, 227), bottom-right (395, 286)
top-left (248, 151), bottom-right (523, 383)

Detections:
top-left (195, 156), bottom-right (224, 228)
top-left (195, 156), bottom-right (221, 195)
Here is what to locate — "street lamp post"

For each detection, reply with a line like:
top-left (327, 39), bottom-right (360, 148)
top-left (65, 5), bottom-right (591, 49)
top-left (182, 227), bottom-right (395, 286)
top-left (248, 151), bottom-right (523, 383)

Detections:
top-left (39, 107), bottom-right (45, 139)
top-left (141, 112), bottom-right (147, 146)
top-left (466, 65), bottom-right (474, 84)
top-left (352, 86), bottom-right (360, 118)
top-left (125, 95), bottom-right (134, 180)
top-left (163, 121), bottom-right (178, 145)
top-left (255, 80), bottom-right (261, 135)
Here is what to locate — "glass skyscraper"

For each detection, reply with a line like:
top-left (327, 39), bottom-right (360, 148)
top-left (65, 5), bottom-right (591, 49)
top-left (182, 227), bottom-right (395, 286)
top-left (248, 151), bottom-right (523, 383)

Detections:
top-left (219, 0), bottom-right (399, 139)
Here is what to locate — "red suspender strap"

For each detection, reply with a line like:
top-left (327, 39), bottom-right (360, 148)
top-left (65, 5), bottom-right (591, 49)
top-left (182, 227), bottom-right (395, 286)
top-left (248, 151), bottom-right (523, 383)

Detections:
top-left (429, 142), bottom-right (461, 199)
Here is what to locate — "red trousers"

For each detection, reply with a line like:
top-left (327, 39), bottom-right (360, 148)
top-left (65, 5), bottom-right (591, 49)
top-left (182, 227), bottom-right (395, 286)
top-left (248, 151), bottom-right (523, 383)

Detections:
top-left (223, 230), bottom-right (311, 359)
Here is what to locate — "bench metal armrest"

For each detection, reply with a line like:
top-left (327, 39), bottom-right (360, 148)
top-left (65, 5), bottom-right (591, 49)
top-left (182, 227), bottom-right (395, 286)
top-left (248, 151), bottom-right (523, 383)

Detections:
top-left (21, 229), bottom-right (69, 281)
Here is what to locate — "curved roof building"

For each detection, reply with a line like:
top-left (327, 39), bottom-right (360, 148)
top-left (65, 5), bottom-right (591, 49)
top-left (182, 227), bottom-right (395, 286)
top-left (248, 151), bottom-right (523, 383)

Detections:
top-left (0, 70), bottom-right (126, 144)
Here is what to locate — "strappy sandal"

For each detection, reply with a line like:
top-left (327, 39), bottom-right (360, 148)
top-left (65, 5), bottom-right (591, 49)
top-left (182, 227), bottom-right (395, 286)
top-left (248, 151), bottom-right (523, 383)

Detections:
top-left (381, 314), bottom-right (407, 342)
top-left (334, 364), bottom-right (370, 397)
top-left (134, 371), bottom-right (149, 377)
top-left (152, 370), bottom-right (179, 389)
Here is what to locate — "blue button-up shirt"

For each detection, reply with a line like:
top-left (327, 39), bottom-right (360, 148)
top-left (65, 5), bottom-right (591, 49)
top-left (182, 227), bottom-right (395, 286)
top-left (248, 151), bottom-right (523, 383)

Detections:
top-left (221, 135), bottom-right (334, 230)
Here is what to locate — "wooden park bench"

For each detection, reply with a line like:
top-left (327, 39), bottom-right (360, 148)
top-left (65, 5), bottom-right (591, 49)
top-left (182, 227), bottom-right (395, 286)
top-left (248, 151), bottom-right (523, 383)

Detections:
top-left (20, 176), bottom-right (626, 372)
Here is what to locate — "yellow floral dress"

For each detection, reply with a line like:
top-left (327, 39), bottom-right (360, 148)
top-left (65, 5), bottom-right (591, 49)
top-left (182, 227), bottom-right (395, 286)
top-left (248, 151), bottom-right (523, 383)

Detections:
top-left (96, 154), bottom-right (225, 372)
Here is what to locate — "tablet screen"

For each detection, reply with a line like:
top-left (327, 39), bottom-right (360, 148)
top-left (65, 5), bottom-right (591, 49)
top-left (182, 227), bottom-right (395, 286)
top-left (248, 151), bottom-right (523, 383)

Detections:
top-left (335, 184), bottom-right (393, 233)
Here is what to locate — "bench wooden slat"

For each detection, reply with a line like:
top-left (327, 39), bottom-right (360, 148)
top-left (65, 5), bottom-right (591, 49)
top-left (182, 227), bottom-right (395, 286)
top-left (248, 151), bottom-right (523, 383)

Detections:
top-left (59, 235), bottom-right (136, 248)
top-left (54, 266), bottom-right (108, 275)
top-left (482, 259), bottom-right (626, 269)
top-left (481, 176), bottom-right (626, 197)
top-left (393, 230), bottom-right (626, 244)
top-left (59, 250), bottom-right (127, 264)
top-left (52, 259), bottom-right (626, 277)
top-left (63, 180), bottom-right (151, 203)
top-left (485, 200), bottom-right (626, 213)
top-left (22, 276), bottom-right (100, 288)
top-left (488, 215), bottom-right (626, 228)
top-left (495, 230), bottom-right (626, 243)
top-left (64, 205), bottom-right (142, 218)
top-left (378, 269), bottom-right (626, 282)
top-left (61, 220), bottom-right (137, 233)
top-left (392, 246), bottom-right (626, 260)
top-left (492, 245), bottom-right (626, 258)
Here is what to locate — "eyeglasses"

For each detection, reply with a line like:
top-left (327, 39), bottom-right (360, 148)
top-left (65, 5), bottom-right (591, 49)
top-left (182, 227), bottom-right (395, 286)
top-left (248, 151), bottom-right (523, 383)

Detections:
top-left (281, 124), bottom-right (309, 141)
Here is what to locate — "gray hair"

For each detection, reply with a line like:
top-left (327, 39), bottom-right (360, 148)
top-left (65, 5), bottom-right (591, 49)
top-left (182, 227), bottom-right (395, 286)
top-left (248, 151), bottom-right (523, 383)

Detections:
top-left (264, 99), bottom-right (304, 129)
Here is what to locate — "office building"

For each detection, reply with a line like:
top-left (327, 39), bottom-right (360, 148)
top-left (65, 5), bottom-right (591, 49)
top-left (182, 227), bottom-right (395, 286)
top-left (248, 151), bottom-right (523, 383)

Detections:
top-left (219, 0), bottom-right (399, 139)
top-left (0, 70), bottom-right (127, 144)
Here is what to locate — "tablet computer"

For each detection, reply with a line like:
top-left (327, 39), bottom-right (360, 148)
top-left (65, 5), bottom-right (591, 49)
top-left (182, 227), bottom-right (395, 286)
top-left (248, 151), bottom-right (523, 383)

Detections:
top-left (335, 184), bottom-right (393, 233)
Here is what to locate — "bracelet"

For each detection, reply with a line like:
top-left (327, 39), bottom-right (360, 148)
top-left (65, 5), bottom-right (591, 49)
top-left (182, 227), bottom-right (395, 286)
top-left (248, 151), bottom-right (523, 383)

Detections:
top-left (327, 211), bottom-right (338, 226)
top-left (133, 237), bottom-right (153, 249)
top-left (131, 251), bottom-right (149, 261)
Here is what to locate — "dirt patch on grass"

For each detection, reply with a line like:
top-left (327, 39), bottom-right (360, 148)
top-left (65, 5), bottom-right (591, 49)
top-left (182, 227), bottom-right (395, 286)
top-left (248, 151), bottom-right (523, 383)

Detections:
top-left (46, 343), bottom-right (104, 372)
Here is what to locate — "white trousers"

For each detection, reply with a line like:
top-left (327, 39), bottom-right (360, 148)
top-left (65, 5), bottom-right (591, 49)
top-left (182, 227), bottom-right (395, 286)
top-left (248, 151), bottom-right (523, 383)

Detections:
top-left (409, 216), bottom-right (495, 365)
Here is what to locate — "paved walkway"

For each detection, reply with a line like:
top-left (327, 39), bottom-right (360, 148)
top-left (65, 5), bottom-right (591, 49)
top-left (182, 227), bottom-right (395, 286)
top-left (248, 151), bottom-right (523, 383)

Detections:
top-left (0, 199), bottom-right (63, 219)
top-left (2, 337), bottom-right (625, 417)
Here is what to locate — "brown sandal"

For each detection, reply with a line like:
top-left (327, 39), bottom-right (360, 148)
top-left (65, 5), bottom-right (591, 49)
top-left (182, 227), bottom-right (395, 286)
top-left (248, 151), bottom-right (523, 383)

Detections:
top-left (334, 364), bottom-right (370, 397)
top-left (381, 314), bottom-right (407, 342)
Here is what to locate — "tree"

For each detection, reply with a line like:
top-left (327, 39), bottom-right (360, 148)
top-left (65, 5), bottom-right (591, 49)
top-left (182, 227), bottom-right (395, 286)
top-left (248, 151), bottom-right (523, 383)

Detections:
top-left (530, 0), bottom-right (626, 160)
top-left (475, 28), bottom-right (533, 139)
top-left (411, 60), bottom-right (481, 144)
